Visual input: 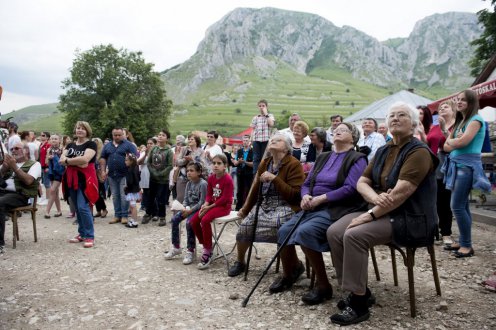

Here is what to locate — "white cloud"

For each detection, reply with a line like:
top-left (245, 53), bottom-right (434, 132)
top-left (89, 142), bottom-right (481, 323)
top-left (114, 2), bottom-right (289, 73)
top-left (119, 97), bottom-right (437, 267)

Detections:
top-left (0, 0), bottom-right (490, 110)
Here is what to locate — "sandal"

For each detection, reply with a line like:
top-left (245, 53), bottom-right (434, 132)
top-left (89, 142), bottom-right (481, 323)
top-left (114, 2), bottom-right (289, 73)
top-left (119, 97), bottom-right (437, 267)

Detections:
top-left (54, 212), bottom-right (62, 217)
top-left (101, 210), bottom-right (108, 218)
top-left (481, 272), bottom-right (496, 292)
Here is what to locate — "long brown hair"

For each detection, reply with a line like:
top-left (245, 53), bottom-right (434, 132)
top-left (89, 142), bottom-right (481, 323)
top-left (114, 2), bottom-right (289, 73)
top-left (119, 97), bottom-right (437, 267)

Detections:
top-left (451, 89), bottom-right (479, 137)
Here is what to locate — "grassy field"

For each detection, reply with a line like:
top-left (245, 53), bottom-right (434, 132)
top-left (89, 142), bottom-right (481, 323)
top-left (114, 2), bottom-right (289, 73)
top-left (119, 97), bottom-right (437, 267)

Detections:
top-left (14, 63), bottom-right (448, 139)
top-left (166, 62), bottom-right (395, 137)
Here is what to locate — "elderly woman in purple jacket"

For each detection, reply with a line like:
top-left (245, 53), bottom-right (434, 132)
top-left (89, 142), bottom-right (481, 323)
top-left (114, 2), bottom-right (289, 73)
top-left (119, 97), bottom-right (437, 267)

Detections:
top-left (269, 123), bottom-right (367, 306)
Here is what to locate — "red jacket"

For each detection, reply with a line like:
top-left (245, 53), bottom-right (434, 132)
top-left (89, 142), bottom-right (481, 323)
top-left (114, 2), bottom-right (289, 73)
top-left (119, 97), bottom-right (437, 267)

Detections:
top-left (63, 165), bottom-right (99, 206)
top-left (39, 142), bottom-right (51, 168)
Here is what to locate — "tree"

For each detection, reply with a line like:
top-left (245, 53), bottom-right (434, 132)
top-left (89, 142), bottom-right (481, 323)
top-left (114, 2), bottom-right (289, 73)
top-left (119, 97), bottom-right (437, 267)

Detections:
top-left (58, 44), bottom-right (172, 143)
top-left (469, 1), bottom-right (496, 76)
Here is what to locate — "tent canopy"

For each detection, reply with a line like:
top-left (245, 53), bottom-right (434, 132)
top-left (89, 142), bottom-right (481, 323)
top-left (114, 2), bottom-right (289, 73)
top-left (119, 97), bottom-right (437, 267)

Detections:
top-left (224, 127), bottom-right (253, 145)
top-left (345, 90), bottom-right (432, 124)
top-left (427, 79), bottom-right (496, 112)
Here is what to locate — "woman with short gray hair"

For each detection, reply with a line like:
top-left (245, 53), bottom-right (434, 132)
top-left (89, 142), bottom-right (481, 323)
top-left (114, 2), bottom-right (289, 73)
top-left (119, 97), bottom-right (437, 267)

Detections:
top-left (227, 133), bottom-right (305, 277)
top-left (269, 123), bottom-right (367, 306)
top-left (327, 103), bottom-right (438, 325)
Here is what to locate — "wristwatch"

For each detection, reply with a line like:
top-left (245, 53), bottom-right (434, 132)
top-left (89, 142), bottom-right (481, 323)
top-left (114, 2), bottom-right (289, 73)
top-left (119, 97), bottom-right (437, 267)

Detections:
top-left (65, 158), bottom-right (69, 165)
top-left (367, 209), bottom-right (377, 220)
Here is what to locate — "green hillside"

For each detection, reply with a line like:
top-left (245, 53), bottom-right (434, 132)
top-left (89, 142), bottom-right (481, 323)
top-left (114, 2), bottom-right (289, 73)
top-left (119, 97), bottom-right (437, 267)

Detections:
top-left (165, 59), bottom-right (440, 137)
top-left (7, 103), bottom-right (63, 133)
top-left (16, 66), bottom-right (445, 139)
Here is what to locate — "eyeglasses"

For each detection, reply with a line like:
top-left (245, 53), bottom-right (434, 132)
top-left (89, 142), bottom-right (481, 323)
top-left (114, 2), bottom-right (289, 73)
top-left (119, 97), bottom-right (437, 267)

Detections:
top-left (10, 147), bottom-right (22, 152)
top-left (334, 128), bottom-right (351, 134)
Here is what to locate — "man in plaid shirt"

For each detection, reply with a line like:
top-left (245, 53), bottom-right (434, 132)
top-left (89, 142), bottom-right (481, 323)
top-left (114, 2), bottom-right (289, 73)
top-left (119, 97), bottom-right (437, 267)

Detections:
top-left (250, 99), bottom-right (275, 173)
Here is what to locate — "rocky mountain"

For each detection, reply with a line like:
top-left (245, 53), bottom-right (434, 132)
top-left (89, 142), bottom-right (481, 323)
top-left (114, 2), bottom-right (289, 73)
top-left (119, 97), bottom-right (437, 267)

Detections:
top-left (162, 7), bottom-right (482, 104)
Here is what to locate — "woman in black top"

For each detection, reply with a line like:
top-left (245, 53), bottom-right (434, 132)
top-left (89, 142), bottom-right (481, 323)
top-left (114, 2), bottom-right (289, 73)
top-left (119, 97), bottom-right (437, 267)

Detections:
top-left (60, 121), bottom-right (98, 248)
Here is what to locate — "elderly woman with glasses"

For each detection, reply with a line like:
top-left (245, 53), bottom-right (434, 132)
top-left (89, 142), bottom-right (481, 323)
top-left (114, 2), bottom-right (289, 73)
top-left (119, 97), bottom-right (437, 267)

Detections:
top-left (307, 127), bottom-right (333, 160)
top-left (227, 133), bottom-right (305, 277)
top-left (269, 123), bottom-right (367, 306)
top-left (326, 102), bottom-right (438, 326)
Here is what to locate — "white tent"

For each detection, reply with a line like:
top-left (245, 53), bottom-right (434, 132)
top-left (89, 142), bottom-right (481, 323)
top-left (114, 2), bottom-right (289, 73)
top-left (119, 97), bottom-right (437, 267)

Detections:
top-left (479, 106), bottom-right (496, 122)
top-left (345, 90), bottom-right (433, 124)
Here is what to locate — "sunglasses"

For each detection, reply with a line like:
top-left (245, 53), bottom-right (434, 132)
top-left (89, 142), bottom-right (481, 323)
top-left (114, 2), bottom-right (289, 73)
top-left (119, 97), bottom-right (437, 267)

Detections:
top-left (10, 147), bottom-right (22, 152)
top-left (41, 134), bottom-right (46, 137)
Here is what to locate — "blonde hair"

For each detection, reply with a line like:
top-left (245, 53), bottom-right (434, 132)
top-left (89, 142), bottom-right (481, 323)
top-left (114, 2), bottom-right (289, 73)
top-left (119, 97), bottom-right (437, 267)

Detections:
top-left (92, 137), bottom-right (103, 159)
top-left (438, 100), bottom-right (456, 114)
top-left (74, 121), bottom-right (92, 139)
top-left (293, 120), bottom-right (309, 136)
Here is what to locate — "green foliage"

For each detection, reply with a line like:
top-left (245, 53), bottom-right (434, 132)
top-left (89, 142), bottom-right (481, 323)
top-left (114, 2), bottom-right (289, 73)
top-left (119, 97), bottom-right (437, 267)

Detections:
top-left (58, 44), bottom-right (172, 144)
top-left (469, 1), bottom-right (496, 76)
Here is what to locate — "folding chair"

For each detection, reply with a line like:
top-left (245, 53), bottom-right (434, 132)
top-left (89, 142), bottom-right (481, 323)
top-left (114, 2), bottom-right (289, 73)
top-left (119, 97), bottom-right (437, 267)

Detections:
top-left (211, 211), bottom-right (242, 270)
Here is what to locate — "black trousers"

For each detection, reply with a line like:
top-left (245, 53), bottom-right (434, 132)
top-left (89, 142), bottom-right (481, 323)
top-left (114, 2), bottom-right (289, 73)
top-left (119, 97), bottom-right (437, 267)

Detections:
top-left (236, 172), bottom-right (254, 211)
top-left (95, 181), bottom-right (107, 212)
top-left (437, 178), bottom-right (453, 236)
top-left (0, 190), bottom-right (29, 246)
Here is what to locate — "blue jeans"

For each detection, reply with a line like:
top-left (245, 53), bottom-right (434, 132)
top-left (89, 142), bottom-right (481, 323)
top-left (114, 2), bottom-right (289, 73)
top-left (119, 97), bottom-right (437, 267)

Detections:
top-left (69, 188), bottom-right (94, 239)
top-left (170, 212), bottom-right (196, 251)
top-left (450, 167), bottom-right (473, 248)
top-left (108, 176), bottom-right (129, 219)
top-left (42, 169), bottom-right (51, 188)
top-left (252, 141), bottom-right (268, 174)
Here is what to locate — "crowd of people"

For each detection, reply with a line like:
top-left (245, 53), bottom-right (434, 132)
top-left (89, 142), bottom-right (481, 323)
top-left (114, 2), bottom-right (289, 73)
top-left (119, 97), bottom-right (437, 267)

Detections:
top-left (0, 94), bottom-right (494, 325)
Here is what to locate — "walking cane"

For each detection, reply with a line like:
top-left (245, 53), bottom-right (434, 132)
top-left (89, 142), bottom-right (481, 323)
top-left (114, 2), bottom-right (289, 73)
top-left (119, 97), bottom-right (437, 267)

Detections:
top-left (243, 180), bottom-right (264, 281)
top-left (241, 210), bottom-right (307, 307)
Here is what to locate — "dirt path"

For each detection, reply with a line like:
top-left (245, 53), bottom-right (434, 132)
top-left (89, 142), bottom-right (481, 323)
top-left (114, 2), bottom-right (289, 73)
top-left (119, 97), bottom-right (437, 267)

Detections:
top-left (1, 202), bottom-right (496, 329)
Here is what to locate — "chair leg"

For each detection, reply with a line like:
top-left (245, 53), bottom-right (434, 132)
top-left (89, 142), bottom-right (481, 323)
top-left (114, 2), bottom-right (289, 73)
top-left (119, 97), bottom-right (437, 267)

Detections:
top-left (32, 212), bottom-right (38, 243)
top-left (370, 247), bottom-right (381, 281)
top-left (428, 245), bottom-right (442, 296)
top-left (12, 215), bottom-right (18, 249)
top-left (390, 247), bottom-right (398, 286)
top-left (305, 256), bottom-right (311, 279)
top-left (406, 248), bottom-right (416, 317)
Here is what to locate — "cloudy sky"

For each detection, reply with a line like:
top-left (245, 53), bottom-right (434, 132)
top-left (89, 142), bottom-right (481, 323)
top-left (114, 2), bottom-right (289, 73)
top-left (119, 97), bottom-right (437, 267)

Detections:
top-left (0, 0), bottom-right (490, 114)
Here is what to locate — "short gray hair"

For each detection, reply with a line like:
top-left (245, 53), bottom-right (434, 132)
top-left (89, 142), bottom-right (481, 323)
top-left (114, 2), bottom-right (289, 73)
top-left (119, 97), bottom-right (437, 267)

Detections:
top-left (311, 127), bottom-right (327, 144)
top-left (386, 102), bottom-right (419, 130)
top-left (264, 133), bottom-right (293, 158)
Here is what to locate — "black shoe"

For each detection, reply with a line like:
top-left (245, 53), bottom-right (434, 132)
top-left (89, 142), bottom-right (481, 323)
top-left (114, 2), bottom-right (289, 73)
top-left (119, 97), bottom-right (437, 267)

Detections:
top-left (330, 306), bottom-right (370, 326)
top-left (269, 276), bottom-right (294, 294)
top-left (337, 290), bottom-right (376, 310)
top-left (301, 286), bottom-right (333, 305)
top-left (444, 244), bottom-right (460, 251)
top-left (454, 248), bottom-right (474, 258)
top-left (141, 214), bottom-right (152, 224)
top-left (228, 261), bottom-right (246, 277)
top-left (269, 261), bottom-right (305, 293)
top-left (158, 217), bottom-right (167, 227)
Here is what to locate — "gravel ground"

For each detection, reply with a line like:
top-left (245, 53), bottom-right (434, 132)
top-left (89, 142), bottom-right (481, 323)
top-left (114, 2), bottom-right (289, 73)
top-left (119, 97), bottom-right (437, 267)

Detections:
top-left (1, 202), bottom-right (496, 330)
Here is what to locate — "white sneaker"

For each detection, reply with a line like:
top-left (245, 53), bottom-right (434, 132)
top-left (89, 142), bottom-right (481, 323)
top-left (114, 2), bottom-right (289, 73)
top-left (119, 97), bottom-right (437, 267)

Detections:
top-left (164, 247), bottom-right (182, 260)
top-left (197, 252), bottom-right (212, 270)
top-left (442, 236), bottom-right (454, 245)
top-left (37, 197), bottom-right (48, 206)
top-left (183, 251), bottom-right (195, 265)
